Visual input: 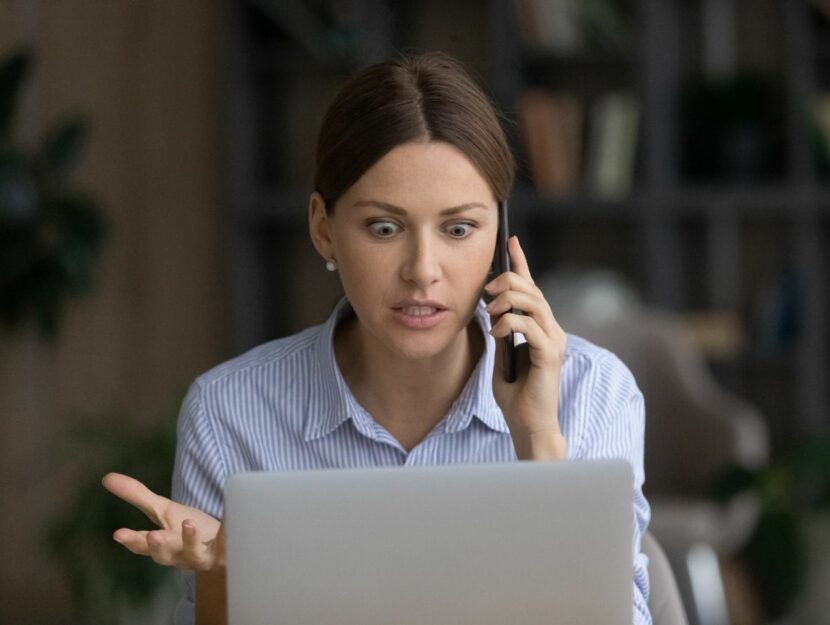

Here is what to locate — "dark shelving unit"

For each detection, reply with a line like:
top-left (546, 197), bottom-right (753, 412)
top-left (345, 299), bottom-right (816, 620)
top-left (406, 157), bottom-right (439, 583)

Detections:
top-left (226, 0), bottom-right (829, 448)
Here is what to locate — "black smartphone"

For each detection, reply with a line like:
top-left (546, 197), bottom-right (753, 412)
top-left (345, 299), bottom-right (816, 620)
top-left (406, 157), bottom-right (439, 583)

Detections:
top-left (489, 198), bottom-right (517, 383)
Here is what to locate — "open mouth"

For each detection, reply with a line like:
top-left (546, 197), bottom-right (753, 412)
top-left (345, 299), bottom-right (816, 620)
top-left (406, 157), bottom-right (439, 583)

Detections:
top-left (392, 306), bottom-right (448, 329)
top-left (398, 305), bottom-right (440, 317)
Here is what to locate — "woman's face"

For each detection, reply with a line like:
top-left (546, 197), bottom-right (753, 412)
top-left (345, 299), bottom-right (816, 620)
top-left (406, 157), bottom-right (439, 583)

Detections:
top-left (310, 140), bottom-right (499, 360)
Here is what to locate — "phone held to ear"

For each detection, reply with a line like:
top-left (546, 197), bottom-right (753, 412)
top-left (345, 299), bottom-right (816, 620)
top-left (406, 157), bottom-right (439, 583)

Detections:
top-left (487, 198), bottom-right (520, 383)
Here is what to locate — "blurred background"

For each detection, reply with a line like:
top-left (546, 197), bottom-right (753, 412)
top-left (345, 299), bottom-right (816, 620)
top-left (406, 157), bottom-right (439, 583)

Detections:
top-left (1, 1), bottom-right (829, 624)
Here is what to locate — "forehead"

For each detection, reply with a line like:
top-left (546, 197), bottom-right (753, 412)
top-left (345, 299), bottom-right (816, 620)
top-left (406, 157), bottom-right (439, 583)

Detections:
top-left (347, 141), bottom-right (495, 204)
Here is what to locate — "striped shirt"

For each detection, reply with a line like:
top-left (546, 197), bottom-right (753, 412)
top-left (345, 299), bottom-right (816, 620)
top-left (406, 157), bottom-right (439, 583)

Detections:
top-left (171, 295), bottom-right (652, 625)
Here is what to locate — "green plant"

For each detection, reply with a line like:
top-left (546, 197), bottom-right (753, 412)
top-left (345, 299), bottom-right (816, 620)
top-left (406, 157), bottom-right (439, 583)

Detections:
top-left (45, 411), bottom-right (178, 624)
top-left (712, 433), bottom-right (830, 619)
top-left (0, 47), bottom-right (107, 340)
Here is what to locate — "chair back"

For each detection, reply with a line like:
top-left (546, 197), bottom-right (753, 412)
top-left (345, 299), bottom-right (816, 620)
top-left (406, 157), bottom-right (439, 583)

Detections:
top-left (642, 531), bottom-right (689, 625)
top-left (566, 312), bottom-right (768, 497)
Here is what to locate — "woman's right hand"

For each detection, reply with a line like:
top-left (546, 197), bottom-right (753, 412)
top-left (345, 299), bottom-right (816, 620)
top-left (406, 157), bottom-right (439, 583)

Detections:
top-left (102, 472), bottom-right (225, 572)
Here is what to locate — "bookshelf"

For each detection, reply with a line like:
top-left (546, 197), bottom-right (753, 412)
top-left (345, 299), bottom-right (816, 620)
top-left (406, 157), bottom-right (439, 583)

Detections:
top-left (226, 0), bottom-right (829, 450)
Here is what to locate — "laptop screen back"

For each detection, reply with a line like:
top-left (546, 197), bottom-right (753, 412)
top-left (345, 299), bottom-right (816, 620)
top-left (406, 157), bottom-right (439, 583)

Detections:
top-left (225, 459), bottom-right (633, 625)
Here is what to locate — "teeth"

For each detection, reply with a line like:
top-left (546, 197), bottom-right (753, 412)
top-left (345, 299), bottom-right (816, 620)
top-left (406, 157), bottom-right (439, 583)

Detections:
top-left (403, 306), bottom-right (438, 317)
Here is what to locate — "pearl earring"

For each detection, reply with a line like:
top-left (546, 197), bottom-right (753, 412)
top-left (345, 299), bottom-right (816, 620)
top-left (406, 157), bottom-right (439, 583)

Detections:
top-left (325, 259), bottom-right (337, 272)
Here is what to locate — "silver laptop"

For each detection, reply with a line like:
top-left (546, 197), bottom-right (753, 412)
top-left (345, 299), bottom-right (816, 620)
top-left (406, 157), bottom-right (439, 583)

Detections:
top-left (225, 459), bottom-right (633, 625)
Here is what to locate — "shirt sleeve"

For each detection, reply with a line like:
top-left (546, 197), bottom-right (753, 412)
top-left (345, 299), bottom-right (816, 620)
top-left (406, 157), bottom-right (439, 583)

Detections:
top-left (170, 380), bottom-right (228, 625)
top-left (575, 352), bottom-right (653, 625)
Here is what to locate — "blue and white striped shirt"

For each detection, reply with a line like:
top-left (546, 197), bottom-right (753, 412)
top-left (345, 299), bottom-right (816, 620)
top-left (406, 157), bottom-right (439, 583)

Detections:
top-left (171, 295), bottom-right (652, 625)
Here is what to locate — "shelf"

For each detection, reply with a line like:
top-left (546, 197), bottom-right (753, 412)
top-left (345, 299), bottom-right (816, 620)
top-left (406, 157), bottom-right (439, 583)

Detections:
top-left (520, 51), bottom-right (637, 91)
top-left (247, 42), bottom-right (358, 75)
top-left (513, 184), bottom-right (640, 216)
top-left (663, 185), bottom-right (830, 212)
top-left (514, 184), bottom-right (830, 218)
top-left (228, 0), bottom-right (830, 441)
top-left (240, 184), bottom-right (830, 225)
top-left (523, 50), bottom-right (635, 69)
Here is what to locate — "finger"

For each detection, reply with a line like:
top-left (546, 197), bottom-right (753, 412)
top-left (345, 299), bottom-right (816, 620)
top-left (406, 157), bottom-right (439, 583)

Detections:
top-left (113, 528), bottom-right (151, 556)
top-left (102, 472), bottom-right (165, 526)
top-left (145, 530), bottom-right (170, 565)
top-left (485, 270), bottom-right (541, 300)
top-left (507, 235), bottom-right (534, 283)
top-left (181, 519), bottom-right (212, 571)
top-left (485, 290), bottom-right (556, 337)
top-left (490, 313), bottom-right (565, 367)
top-left (146, 528), bottom-right (184, 567)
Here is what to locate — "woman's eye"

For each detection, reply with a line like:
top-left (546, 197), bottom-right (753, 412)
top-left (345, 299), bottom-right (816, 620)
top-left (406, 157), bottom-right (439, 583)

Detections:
top-left (446, 223), bottom-right (474, 238)
top-left (368, 221), bottom-right (401, 238)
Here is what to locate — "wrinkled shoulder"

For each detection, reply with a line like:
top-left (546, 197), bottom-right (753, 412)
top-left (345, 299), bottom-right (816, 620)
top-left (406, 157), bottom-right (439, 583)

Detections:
top-left (194, 323), bottom-right (322, 389)
top-left (563, 333), bottom-right (638, 388)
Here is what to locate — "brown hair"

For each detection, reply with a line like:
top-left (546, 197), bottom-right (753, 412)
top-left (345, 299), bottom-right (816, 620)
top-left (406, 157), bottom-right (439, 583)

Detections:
top-left (313, 51), bottom-right (515, 213)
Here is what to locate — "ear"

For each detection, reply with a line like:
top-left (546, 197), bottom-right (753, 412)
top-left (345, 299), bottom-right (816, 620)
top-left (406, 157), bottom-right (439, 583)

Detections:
top-left (308, 191), bottom-right (335, 261)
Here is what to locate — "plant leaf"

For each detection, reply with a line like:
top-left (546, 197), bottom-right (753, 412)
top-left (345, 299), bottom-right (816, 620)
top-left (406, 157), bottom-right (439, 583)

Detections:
top-left (743, 509), bottom-right (804, 618)
top-left (0, 48), bottom-right (32, 139)
top-left (44, 412), bottom-right (179, 618)
top-left (38, 116), bottom-right (91, 177)
top-left (0, 149), bottom-right (37, 222)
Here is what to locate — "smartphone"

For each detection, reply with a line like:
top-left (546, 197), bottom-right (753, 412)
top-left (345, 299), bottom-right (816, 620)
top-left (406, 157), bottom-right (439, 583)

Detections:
top-left (489, 198), bottom-right (517, 383)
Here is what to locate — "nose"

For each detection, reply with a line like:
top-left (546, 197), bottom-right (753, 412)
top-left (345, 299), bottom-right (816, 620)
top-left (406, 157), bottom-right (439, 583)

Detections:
top-left (399, 230), bottom-right (442, 288)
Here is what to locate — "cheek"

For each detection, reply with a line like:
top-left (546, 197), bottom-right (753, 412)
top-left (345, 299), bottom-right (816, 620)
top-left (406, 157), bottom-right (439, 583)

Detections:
top-left (335, 245), bottom-right (389, 299)
top-left (456, 239), bottom-right (493, 269)
top-left (437, 237), bottom-right (497, 291)
top-left (471, 229), bottom-right (498, 272)
top-left (340, 245), bottom-right (389, 276)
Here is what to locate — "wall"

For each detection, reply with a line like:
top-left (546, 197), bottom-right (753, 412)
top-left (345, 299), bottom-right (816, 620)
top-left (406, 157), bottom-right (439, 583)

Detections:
top-left (0, 1), bottom-right (226, 621)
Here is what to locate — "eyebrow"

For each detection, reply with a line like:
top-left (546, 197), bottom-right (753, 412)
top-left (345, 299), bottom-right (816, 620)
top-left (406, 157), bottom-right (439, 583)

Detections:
top-left (351, 200), bottom-right (489, 216)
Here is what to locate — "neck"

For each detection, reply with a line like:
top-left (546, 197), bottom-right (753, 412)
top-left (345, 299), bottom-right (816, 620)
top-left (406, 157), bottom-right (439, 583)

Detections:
top-left (334, 312), bottom-right (485, 450)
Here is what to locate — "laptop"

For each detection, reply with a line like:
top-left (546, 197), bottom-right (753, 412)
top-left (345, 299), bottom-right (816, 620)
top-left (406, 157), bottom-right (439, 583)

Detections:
top-left (225, 459), bottom-right (634, 625)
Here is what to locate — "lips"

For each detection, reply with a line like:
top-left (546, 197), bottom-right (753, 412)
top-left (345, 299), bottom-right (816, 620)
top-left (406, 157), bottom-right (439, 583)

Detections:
top-left (400, 305), bottom-right (439, 316)
top-left (392, 299), bottom-right (447, 312)
top-left (391, 300), bottom-right (448, 330)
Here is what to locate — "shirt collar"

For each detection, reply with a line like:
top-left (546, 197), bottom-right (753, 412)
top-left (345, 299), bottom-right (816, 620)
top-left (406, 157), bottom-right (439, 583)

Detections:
top-left (304, 295), bottom-right (509, 443)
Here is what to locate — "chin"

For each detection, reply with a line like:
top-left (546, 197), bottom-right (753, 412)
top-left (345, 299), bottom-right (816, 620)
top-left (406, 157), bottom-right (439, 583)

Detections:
top-left (385, 334), bottom-right (448, 361)
top-left (383, 320), bottom-right (467, 361)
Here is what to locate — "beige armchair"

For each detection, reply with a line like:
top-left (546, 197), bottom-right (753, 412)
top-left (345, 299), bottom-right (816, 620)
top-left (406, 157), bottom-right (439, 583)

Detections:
top-left (565, 310), bottom-right (769, 625)
top-left (644, 530), bottom-right (689, 625)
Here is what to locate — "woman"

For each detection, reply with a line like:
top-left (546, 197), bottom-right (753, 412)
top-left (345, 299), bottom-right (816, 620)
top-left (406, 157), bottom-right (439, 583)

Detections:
top-left (103, 51), bottom-right (652, 625)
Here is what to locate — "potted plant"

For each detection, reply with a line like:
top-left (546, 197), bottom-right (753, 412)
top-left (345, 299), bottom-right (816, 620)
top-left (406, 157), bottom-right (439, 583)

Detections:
top-left (0, 47), bottom-right (106, 340)
top-left (712, 433), bottom-right (830, 621)
top-left (45, 410), bottom-right (179, 624)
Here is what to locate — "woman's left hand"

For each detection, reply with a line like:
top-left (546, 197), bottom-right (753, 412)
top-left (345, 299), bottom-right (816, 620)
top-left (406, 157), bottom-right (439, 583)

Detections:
top-left (485, 235), bottom-right (568, 461)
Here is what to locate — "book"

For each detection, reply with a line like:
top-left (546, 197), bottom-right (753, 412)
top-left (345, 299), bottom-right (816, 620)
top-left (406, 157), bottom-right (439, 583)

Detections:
top-left (514, 0), bottom-right (585, 54)
top-left (517, 89), bottom-right (584, 198)
top-left (515, 0), bottom-right (634, 54)
top-left (583, 91), bottom-right (639, 200)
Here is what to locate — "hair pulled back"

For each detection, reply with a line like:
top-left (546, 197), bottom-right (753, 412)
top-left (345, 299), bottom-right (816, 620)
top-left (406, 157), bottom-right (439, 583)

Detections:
top-left (313, 51), bottom-right (515, 212)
